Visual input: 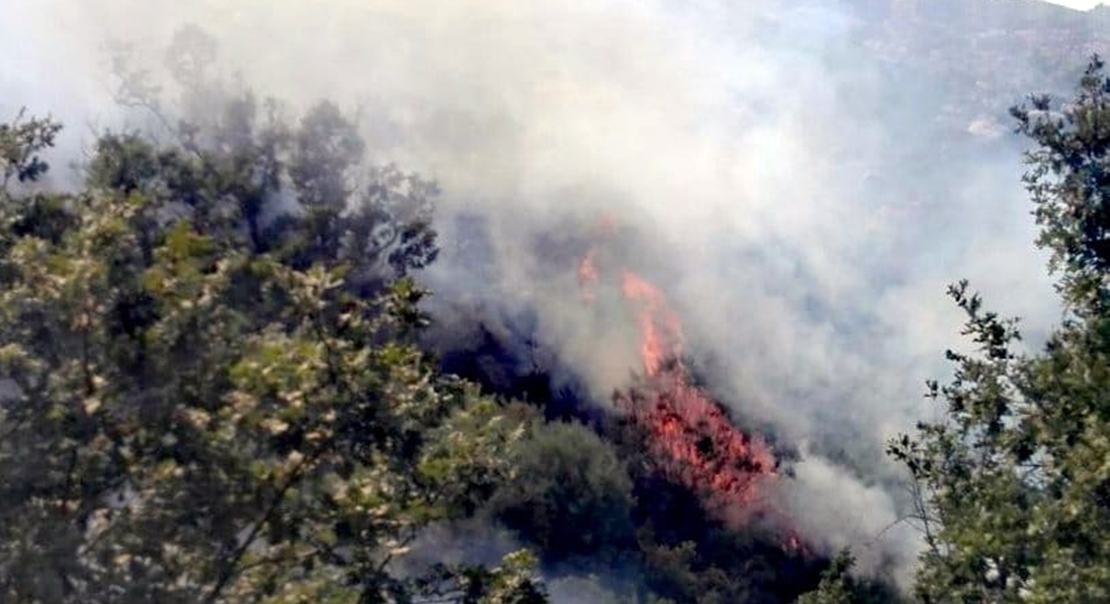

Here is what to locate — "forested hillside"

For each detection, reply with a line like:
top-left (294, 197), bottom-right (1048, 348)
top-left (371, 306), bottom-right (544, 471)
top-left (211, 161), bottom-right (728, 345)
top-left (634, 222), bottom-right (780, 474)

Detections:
top-left (1, 2), bottom-right (1109, 603)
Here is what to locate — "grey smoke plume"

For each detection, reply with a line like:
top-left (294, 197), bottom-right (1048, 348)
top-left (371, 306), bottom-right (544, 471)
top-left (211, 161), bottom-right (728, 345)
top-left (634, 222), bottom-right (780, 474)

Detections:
top-left (5, 0), bottom-right (1103, 591)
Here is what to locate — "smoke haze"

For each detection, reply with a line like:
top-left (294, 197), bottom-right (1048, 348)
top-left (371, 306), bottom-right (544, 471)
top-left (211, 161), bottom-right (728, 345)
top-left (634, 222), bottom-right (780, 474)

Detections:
top-left (5, 0), bottom-right (1103, 590)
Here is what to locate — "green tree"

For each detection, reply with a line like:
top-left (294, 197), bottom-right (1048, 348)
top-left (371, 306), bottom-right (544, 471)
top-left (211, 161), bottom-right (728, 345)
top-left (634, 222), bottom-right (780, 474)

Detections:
top-left (488, 421), bottom-right (635, 563)
top-left (887, 56), bottom-right (1110, 603)
top-left (792, 551), bottom-right (897, 604)
top-left (0, 108), bottom-right (61, 191)
top-left (0, 101), bottom-right (545, 603)
top-left (796, 551), bottom-right (856, 604)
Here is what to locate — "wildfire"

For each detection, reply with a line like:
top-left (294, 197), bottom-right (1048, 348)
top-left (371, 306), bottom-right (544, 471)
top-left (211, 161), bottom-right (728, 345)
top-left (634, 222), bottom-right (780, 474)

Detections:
top-left (577, 250), bottom-right (599, 303)
top-left (577, 233), bottom-right (778, 527)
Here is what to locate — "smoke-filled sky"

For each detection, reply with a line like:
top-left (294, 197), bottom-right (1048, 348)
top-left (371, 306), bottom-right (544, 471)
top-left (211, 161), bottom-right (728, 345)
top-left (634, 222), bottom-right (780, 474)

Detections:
top-left (2, 0), bottom-right (1104, 590)
top-left (1047, 0), bottom-right (1104, 9)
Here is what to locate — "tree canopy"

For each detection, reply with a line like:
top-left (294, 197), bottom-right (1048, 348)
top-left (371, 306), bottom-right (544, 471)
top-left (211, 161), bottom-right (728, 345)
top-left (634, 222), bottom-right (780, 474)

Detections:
top-left (884, 55), bottom-right (1110, 604)
top-left (0, 91), bottom-right (545, 603)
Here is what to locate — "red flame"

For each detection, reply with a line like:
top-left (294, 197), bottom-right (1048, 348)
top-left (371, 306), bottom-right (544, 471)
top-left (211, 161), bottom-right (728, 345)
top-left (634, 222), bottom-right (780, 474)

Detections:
top-left (612, 268), bottom-right (776, 524)
top-left (573, 219), bottom-right (806, 547)
top-left (577, 217), bottom-right (812, 552)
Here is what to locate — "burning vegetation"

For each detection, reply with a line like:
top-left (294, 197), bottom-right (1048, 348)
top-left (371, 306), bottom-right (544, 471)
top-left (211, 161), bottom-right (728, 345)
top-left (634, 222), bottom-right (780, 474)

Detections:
top-left (581, 244), bottom-right (779, 527)
top-left (425, 221), bottom-right (830, 602)
top-left (5, 4), bottom-right (1108, 603)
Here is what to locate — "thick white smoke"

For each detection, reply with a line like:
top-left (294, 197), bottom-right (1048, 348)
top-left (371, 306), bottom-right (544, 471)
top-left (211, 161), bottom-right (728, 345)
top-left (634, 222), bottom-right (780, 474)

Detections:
top-left (5, 0), bottom-right (1102, 591)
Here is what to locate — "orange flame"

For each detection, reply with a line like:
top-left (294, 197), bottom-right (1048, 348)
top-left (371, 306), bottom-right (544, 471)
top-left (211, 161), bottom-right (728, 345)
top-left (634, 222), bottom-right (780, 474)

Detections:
top-left (573, 220), bottom-right (803, 544)
top-left (613, 268), bottom-right (775, 524)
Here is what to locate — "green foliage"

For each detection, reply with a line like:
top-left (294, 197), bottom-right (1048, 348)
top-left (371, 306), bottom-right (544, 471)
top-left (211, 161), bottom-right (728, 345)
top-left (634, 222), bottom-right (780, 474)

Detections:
top-left (1011, 55), bottom-right (1110, 313)
top-left (489, 421), bottom-right (635, 562)
top-left (0, 100), bottom-right (542, 603)
top-left (792, 551), bottom-right (898, 604)
top-left (886, 56), bottom-right (1110, 604)
top-left (634, 532), bottom-right (784, 604)
top-left (796, 551), bottom-right (856, 604)
top-left (411, 550), bottom-right (548, 604)
top-left (103, 29), bottom-right (439, 296)
top-left (0, 109), bottom-right (61, 191)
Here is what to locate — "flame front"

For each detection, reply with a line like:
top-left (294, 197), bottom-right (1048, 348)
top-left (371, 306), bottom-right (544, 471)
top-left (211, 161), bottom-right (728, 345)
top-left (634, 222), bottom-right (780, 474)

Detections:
top-left (577, 235), bottom-right (778, 526)
top-left (620, 271), bottom-right (684, 377)
top-left (614, 269), bottom-right (775, 523)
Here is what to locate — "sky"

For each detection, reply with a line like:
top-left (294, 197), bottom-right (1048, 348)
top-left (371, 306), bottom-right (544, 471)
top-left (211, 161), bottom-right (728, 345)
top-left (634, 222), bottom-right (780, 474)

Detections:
top-left (1045, 0), bottom-right (1104, 8)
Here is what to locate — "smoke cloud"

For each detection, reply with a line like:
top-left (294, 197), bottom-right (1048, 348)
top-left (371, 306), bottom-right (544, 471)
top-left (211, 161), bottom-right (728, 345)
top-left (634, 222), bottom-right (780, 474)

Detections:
top-left (5, 0), bottom-right (1101, 591)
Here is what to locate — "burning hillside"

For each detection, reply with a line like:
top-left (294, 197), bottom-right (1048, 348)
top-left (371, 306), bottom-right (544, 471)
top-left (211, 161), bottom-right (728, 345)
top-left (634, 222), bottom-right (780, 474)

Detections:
top-left (578, 233), bottom-right (783, 531)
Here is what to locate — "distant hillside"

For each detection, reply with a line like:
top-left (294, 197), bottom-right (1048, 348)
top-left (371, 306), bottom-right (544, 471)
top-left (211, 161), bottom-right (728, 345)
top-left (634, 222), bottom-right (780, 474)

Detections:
top-left (858, 0), bottom-right (1110, 136)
